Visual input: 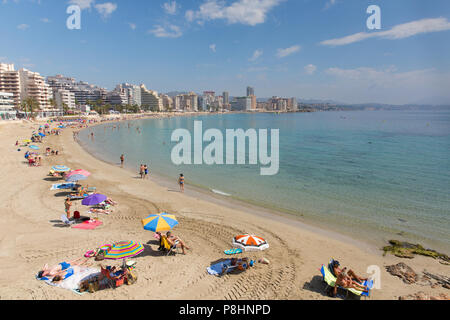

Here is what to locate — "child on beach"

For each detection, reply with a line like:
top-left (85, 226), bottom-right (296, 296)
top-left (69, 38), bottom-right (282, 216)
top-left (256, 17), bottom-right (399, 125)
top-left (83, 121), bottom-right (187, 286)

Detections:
top-left (65, 197), bottom-right (72, 219)
top-left (178, 174), bottom-right (185, 193)
top-left (144, 165), bottom-right (149, 179)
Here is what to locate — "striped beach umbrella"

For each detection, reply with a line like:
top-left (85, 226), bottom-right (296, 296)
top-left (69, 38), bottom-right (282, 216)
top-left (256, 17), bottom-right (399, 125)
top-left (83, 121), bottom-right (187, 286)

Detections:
top-left (142, 213), bottom-right (178, 232)
top-left (232, 234), bottom-right (269, 252)
top-left (66, 169), bottom-right (91, 177)
top-left (52, 165), bottom-right (71, 172)
top-left (104, 241), bottom-right (144, 260)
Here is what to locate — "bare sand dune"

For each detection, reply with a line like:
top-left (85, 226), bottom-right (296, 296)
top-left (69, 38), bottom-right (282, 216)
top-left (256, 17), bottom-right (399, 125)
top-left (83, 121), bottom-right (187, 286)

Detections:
top-left (0, 120), bottom-right (447, 300)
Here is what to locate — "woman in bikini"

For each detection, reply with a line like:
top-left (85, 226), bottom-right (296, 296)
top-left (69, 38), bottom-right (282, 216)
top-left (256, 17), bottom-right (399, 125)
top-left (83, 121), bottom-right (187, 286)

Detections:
top-left (37, 258), bottom-right (89, 279)
top-left (178, 174), bottom-right (185, 193)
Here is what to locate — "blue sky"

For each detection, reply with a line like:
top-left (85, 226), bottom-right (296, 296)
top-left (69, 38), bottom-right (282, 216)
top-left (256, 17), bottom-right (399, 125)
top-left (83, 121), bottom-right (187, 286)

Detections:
top-left (1, 0), bottom-right (450, 104)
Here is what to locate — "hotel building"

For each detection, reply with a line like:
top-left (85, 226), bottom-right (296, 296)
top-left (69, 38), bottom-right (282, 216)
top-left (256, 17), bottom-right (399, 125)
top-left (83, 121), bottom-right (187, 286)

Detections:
top-left (0, 92), bottom-right (16, 120)
top-left (0, 63), bottom-right (21, 107)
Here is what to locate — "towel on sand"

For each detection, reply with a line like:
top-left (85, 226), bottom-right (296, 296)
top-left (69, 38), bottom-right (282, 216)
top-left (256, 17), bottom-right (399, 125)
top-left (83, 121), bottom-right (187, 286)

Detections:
top-left (37, 267), bottom-right (100, 292)
top-left (72, 220), bottom-right (103, 230)
top-left (50, 183), bottom-right (75, 190)
top-left (207, 260), bottom-right (232, 276)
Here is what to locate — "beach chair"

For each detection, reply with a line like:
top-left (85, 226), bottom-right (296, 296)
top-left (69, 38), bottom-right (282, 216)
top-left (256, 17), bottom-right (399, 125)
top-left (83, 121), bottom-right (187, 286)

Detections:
top-left (160, 236), bottom-right (180, 256)
top-left (320, 262), bottom-right (373, 299)
top-left (100, 266), bottom-right (125, 289)
top-left (60, 214), bottom-right (75, 227)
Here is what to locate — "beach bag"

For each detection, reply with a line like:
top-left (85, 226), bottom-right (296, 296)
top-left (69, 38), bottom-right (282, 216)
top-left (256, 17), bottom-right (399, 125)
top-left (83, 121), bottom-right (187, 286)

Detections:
top-left (95, 250), bottom-right (105, 261)
top-left (73, 211), bottom-right (80, 220)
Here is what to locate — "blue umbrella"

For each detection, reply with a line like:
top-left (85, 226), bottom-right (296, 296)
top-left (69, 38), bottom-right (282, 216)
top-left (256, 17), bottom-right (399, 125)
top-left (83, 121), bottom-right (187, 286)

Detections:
top-left (29, 145), bottom-right (39, 150)
top-left (65, 174), bottom-right (87, 182)
top-left (82, 194), bottom-right (107, 206)
top-left (38, 132), bottom-right (46, 137)
top-left (142, 213), bottom-right (179, 232)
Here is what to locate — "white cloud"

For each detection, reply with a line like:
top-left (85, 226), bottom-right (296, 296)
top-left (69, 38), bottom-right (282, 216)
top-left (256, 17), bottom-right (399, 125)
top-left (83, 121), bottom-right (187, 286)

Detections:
top-left (304, 64), bottom-right (317, 75)
top-left (17, 24), bottom-right (29, 30)
top-left (324, 0), bottom-right (337, 10)
top-left (129, 23), bottom-right (137, 30)
top-left (149, 24), bottom-right (182, 38)
top-left (321, 17), bottom-right (450, 46)
top-left (187, 0), bottom-right (283, 26)
top-left (95, 2), bottom-right (117, 19)
top-left (68, 0), bottom-right (95, 10)
top-left (40, 18), bottom-right (50, 23)
top-left (163, 1), bottom-right (178, 15)
top-left (249, 49), bottom-right (263, 61)
top-left (209, 44), bottom-right (216, 52)
top-left (276, 45), bottom-right (301, 58)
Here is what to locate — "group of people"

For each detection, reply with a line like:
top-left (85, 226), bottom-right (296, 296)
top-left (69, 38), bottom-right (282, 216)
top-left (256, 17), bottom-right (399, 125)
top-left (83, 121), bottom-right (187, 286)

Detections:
top-left (45, 147), bottom-right (59, 156)
top-left (25, 151), bottom-right (42, 167)
top-left (329, 260), bottom-right (370, 296)
top-left (37, 258), bottom-right (91, 283)
top-left (139, 164), bottom-right (149, 179)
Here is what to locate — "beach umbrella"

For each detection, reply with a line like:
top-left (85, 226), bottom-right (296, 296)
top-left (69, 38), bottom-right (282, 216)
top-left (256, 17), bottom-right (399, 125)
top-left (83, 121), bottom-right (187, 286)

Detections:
top-left (52, 165), bottom-right (71, 172)
top-left (103, 241), bottom-right (144, 260)
top-left (22, 139), bottom-right (31, 143)
top-left (65, 174), bottom-right (87, 182)
top-left (142, 212), bottom-right (178, 232)
top-left (82, 193), bottom-right (107, 206)
top-left (38, 132), bottom-right (46, 137)
top-left (232, 234), bottom-right (269, 252)
top-left (66, 169), bottom-right (91, 177)
top-left (29, 145), bottom-right (39, 150)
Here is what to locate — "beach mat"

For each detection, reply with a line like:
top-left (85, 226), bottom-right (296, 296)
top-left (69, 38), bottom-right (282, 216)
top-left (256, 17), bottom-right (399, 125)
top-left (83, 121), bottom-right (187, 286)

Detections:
top-left (72, 220), bottom-right (103, 230)
top-left (50, 183), bottom-right (76, 190)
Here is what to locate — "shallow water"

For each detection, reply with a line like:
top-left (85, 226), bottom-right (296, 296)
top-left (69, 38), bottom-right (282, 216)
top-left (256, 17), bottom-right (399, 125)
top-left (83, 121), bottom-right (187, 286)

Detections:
top-left (78, 110), bottom-right (450, 253)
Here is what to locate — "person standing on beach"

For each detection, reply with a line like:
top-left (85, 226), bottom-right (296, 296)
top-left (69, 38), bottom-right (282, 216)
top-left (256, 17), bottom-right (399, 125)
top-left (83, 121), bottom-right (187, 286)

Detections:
top-left (65, 197), bottom-right (72, 219)
top-left (139, 164), bottom-right (144, 179)
top-left (120, 154), bottom-right (124, 168)
top-left (144, 165), bottom-right (148, 179)
top-left (178, 174), bottom-right (185, 193)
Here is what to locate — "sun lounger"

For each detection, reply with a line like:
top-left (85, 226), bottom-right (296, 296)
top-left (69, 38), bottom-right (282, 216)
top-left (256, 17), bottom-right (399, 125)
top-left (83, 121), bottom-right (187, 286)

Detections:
top-left (320, 263), bottom-right (373, 299)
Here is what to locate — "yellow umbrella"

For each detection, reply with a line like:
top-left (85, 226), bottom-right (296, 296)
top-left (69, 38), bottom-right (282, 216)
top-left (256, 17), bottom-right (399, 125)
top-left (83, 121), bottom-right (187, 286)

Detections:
top-left (142, 213), bottom-right (178, 232)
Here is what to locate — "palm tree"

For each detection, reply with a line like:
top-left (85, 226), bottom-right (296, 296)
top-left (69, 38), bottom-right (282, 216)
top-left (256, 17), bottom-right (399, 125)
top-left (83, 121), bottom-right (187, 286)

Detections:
top-left (22, 97), bottom-right (39, 119)
top-left (62, 102), bottom-right (69, 115)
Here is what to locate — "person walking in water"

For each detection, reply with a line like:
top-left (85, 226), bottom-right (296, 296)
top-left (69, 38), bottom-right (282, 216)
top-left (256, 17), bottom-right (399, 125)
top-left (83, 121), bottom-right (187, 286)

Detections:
top-left (178, 174), bottom-right (185, 193)
top-left (120, 154), bottom-right (124, 168)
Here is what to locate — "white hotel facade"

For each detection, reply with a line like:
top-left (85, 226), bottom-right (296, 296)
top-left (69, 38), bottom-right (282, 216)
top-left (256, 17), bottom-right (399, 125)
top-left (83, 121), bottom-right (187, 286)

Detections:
top-left (0, 92), bottom-right (16, 120)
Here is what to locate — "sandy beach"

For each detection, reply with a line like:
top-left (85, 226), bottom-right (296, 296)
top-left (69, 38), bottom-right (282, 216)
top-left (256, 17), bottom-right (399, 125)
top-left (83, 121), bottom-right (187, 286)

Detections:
top-left (0, 118), bottom-right (448, 300)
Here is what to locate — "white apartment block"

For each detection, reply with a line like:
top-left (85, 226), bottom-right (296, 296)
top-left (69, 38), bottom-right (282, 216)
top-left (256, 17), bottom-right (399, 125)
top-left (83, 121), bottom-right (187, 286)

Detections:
top-left (140, 84), bottom-right (163, 111)
top-left (54, 89), bottom-right (76, 110)
top-left (0, 63), bottom-right (21, 107)
top-left (19, 68), bottom-right (54, 116)
top-left (0, 92), bottom-right (16, 120)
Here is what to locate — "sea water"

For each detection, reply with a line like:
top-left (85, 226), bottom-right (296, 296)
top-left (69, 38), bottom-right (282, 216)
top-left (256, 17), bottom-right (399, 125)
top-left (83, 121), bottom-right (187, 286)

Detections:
top-left (78, 110), bottom-right (450, 253)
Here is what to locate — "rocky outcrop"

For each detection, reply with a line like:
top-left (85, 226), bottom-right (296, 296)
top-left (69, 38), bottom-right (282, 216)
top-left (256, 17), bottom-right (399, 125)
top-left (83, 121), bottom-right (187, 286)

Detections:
top-left (383, 240), bottom-right (450, 263)
top-left (385, 263), bottom-right (418, 284)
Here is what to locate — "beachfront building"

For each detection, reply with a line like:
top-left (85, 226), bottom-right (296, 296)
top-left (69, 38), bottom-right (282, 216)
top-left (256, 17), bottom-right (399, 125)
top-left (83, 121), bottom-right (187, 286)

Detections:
top-left (201, 91), bottom-right (216, 111)
top-left (268, 96), bottom-right (297, 111)
top-left (121, 83), bottom-right (142, 107)
top-left (140, 84), bottom-right (163, 111)
top-left (223, 91), bottom-right (230, 110)
top-left (231, 96), bottom-right (252, 111)
top-left (53, 89), bottom-right (76, 110)
top-left (0, 63), bottom-right (21, 107)
top-left (47, 75), bottom-right (107, 106)
top-left (18, 68), bottom-right (59, 117)
top-left (247, 86), bottom-right (255, 97)
top-left (161, 94), bottom-right (174, 111)
top-left (0, 92), bottom-right (16, 120)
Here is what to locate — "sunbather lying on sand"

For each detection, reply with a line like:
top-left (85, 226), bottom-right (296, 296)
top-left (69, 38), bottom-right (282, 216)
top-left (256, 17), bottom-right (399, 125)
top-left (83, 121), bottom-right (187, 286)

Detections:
top-left (51, 265), bottom-right (86, 283)
top-left (333, 268), bottom-right (369, 296)
top-left (37, 257), bottom-right (90, 278)
top-left (220, 258), bottom-right (251, 275)
top-left (89, 208), bottom-right (111, 214)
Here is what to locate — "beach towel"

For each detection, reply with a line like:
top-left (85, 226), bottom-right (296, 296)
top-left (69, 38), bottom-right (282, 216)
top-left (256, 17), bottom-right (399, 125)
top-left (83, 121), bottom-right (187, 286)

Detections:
top-left (37, 267), bottom-right (101, 293)
top-left (224, 248), bottom-right (242, 255)
top-left (50, 183), bottom-right (75, 190)
top-left (320, 265), bottom-right (373, 297)
top-left (72, 220), bottom-right (103, 230)
top-left (207, 260), bottom-right (233, 276)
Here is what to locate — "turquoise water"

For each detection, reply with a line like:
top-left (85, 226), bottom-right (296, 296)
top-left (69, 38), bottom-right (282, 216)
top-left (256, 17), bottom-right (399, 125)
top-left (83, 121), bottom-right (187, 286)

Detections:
top-left (78, 110), bottom-right (450, 253)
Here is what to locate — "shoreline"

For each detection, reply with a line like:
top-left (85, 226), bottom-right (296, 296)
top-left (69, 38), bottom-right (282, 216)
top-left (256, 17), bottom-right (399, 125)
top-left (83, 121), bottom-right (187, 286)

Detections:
top-left (76, 122), bottom-right (381, 256)
top-left (0, 118), bottom-right (448, 300)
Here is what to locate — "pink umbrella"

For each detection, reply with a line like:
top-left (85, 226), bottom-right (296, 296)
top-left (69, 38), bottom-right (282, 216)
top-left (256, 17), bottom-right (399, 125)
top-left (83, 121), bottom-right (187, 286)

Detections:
top-left (66, 169), bottom-right (91, 177)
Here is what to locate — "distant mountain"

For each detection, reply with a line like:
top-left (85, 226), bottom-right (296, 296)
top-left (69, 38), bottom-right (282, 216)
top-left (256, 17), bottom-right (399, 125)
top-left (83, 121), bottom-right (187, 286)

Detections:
top-left (165, 91), bottom-right (189, 97)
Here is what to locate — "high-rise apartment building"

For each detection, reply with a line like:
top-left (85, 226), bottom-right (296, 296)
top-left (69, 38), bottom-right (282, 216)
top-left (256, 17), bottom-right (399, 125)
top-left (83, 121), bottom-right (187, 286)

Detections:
top-left (54, 89), bottom-right (76, 110)
top-left (231, 96), bottom-right (252, 111)
top-left (0, 63), bottom-right (21, 107)
top-left (0, 92), bottom-right (16, 120)
top-left (247, 86), bottom-right (255, 97)
top-left (19, 68), bottom-right (56, 116)
top-left (140, 84), bottom-right (163, 111)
